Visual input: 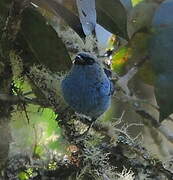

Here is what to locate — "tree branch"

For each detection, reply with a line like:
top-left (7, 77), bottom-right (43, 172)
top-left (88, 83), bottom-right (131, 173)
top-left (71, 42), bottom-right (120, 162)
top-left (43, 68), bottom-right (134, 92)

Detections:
top-left (116, 56), bottom-right (148, 96)
top-left (0, 93), bottom-right (49, 106)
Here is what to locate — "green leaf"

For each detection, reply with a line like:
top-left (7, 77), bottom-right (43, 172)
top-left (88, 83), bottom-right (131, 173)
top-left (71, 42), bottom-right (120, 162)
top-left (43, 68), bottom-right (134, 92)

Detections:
top-left (155, 72), bottom-right (173, 122)
top-left (131, 0), bottom-right (143, 6)
top-left (152, 0), bottom-right (173, 29)
top-left (128, 31), bottom-right (155, 86)
top-left (111, 46), bottom-right (131, 75)
top-left (120, 0), bottom-right (132, 11)
top-left (111, 31), bottom-right (155, 85)
top-left (0, 0), bottom-right (11, 17)
top-left (76, 0), bottom-right (96, 35)
top-left (96, 0), bottom-right (128, 40)
top-left (149, 29), bottom-right (173, 121)
top-left (18, 172), bottom-right (29, 180)
top-left (0, 0), bottom-right (11, 38)
top-left (15, 7), bottom-right (72, 72)
top-left (127, 1), bottom-right (159, 37)
top-left (149, 28), bottom-right (173, 75)
top-left (31, 0), bottom-right (85, 38)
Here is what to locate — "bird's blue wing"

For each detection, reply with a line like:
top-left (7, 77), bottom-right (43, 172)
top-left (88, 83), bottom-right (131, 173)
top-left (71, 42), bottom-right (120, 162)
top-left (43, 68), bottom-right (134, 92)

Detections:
top-left (104, 68), bottom-right (112, 79)
top-left (104, 68), bottom-right (115, 95)
top-left (110, 80), bottom-right (115, 95)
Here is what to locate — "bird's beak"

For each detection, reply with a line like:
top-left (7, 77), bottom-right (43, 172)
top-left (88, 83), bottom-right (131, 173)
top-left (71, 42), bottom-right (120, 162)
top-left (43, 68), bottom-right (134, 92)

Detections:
top-left (73, 55), bottom-right (85, 64)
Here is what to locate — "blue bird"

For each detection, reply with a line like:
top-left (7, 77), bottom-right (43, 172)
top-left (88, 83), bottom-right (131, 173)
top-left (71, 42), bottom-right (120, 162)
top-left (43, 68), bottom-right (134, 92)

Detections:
top-left (61, 52), bottom-right (114, 122)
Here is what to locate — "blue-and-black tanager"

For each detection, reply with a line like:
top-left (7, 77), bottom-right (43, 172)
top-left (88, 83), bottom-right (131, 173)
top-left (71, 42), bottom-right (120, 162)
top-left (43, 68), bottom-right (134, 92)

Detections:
top-left (61, 52), bottom-right (114, 122)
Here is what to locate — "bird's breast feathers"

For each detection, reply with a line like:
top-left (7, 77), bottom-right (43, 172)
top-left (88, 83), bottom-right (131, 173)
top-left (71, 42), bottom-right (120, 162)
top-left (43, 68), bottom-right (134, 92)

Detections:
top-left (61, 62), bottom-right (112, 118)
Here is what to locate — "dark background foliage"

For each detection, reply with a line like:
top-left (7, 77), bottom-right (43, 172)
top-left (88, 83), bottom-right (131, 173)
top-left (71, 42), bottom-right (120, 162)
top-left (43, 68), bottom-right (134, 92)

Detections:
top-left (0, 0), bottom-right (173, 180)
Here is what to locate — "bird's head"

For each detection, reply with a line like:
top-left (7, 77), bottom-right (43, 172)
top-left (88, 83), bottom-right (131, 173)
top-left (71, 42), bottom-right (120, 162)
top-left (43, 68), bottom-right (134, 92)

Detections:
top-left (73, 52), bottom-right (97, 66)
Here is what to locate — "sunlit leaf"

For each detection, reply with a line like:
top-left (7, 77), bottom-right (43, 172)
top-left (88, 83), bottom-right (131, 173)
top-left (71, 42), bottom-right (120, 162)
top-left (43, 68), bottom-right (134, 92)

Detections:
top-left (111, 31), bottom-right (155, 85)
top-left (34, 145), bottom-right (44, 157)
top-left (111, 46), bottom-right (131, 74)
top-left (11, 105), bottom-right (64, 155)
top-left (76, 0), bottom-right (96, 35)
top-left (131, 0), bottom-right (143, 6)
top-left (95, 24), bottom-right (112, 48)
top-left (18, 172), bottom-right (29, 180)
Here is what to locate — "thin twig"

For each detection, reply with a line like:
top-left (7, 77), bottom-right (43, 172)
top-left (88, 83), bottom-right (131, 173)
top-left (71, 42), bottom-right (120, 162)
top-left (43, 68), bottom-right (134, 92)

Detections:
top-left (136, 109), bottom-right (173, 144)
top-left (103, 173), bottom-right (111, 180)
top-left (116, 56), bottom-right (148, 95)
top-left (118, 136), bottom-right (173, 179)
top-left (0, 93), bottom-right (48, 106)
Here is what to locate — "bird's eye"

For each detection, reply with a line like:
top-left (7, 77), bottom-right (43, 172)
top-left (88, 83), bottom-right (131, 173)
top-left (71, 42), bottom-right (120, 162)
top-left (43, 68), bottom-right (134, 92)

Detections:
top-left (85, 57), bottom-right (95, 65)
top-left (74, 55), bottom-right (95, 65)
top-left (75, 56), bottom-right (82, 62)
top-left (73, 55), bottom-right (83, 64)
